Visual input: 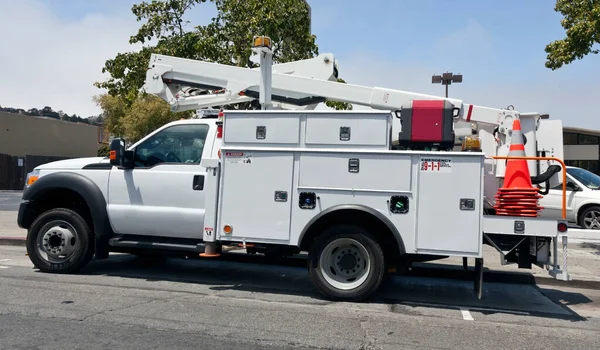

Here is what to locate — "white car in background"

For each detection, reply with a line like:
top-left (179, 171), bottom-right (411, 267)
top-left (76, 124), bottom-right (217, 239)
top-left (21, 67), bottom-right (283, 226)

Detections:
top-left (538, 166), bottom-right (600, 229)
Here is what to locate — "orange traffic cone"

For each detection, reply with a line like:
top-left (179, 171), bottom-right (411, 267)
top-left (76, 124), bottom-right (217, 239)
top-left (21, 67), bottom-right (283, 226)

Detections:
top-left (493, 119), bottom-right (544, 217)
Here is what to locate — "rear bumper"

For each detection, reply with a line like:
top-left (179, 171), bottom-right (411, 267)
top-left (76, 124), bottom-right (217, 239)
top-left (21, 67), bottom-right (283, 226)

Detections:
top-left (483, 216), bottom-right (567, 237)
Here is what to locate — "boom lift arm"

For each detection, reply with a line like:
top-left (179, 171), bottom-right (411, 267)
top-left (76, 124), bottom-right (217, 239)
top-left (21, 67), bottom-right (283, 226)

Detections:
top-left (144, 53), bottom-right (521, 128)
top-left (145, 53), bottom-right (340, 112)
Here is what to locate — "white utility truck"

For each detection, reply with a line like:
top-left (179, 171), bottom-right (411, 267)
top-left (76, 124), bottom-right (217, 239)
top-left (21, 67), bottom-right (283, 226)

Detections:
top-left (18, 38), bottom-right (570, 301)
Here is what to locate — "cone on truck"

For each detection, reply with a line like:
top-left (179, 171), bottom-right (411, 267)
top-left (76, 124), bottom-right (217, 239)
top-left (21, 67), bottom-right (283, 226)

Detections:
top-left (493, 119), bottom-right (544, 217)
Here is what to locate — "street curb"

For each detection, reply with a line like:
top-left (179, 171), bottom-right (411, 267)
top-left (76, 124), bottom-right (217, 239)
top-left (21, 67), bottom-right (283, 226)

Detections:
top-left (531, 275), bottom-right (600, 290)
top-left (0, 237), bottom-right (26, 246)
top-left (567, 228), bottom-right (600, 241)
top-left (407, 264), bottom-right (600, 290)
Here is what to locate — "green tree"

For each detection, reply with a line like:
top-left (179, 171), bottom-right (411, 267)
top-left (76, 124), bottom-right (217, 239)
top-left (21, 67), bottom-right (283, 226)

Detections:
top-left (94, 93), bottom-right (191, 143)
top-left (545, 0), bottom-right (600, 70)
top-left (122, 94), bottom-right (193, 142)
top-left (93, 94), bottom-right (128, 138)
top-left (94, 0), bottom-right (351, 139)
top-left (97, 143), bottom-right (110, 157)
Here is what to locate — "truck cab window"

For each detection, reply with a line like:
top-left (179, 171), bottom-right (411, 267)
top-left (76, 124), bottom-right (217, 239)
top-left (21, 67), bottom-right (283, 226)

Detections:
top-left (133, 124), bottom-right (210, 167)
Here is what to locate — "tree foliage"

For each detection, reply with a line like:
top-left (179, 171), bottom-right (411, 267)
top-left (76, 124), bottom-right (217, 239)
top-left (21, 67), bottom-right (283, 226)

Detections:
top-left (545, 0), bottom-right (600, 70)
top-left (94, 93), bottom-right (191, 143)
top-left (93, 94), bottom-right (127, 138)
top-left (95, 0), bottom-right (350, 116)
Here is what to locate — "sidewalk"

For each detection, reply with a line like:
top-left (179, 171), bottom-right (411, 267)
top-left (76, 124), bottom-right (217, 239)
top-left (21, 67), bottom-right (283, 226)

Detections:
top-left (2, 209), bottom-right (599, 285)
top-left (0, 211), bottom-right (25, 245)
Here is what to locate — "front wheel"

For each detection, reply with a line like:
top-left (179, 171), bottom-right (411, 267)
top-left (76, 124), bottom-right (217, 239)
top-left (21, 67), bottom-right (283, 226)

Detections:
top-left (26, 208), bottom-right (94, 273)
top-left (308, 224), bottom-right (385, 302)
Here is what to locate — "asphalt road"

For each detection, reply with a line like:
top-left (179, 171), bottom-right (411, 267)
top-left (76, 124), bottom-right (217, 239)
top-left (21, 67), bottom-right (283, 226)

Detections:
top-left (0, 191), bottom-right (21, 211)
top-left (1, 246), bottom-right (600, 349)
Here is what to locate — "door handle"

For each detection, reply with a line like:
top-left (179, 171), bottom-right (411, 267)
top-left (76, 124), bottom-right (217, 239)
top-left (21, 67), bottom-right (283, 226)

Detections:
top-left (193, 175), bottom-right (204, 191)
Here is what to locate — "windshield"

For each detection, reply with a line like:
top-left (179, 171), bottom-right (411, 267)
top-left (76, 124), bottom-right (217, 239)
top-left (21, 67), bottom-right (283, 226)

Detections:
top-left (567, 167), bottom-right (600, 190)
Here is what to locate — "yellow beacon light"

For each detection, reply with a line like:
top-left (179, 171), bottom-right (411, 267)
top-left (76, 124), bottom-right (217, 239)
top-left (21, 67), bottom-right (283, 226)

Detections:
top-left (252, 36), bottom-right (272, 49)
top-left (462, 135), bottom-right (482, 152)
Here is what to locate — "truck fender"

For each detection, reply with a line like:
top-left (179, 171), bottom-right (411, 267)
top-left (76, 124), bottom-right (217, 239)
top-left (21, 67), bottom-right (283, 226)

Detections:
top-left (20, 172), bottom-right (114, 240)
top-left (298, 204), bottom-right (406, 256)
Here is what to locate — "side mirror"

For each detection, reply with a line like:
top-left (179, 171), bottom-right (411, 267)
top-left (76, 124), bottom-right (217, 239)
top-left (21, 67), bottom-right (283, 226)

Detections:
top-left (109, 138), bottom-right (125, 167)
top-left (109, 138), bottom-right (134, 169)
top-left (566, 181), bottom-right (580, 191)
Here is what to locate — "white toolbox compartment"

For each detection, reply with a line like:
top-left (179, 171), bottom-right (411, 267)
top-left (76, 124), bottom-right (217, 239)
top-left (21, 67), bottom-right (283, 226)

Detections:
top-left (222, 110), bottom-right (392, 149)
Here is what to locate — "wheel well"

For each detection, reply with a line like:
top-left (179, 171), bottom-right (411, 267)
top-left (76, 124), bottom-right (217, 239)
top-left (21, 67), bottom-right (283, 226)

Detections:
top-left (30, 189), bottom-right (93, 230)
top-left (577, 203), bottom-right (600, 224)
top-left (299, 209), bottom-right (404, 263)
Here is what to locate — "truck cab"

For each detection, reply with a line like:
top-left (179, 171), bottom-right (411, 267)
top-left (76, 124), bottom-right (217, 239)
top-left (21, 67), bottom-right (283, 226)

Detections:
top-left (17, 116), bottom-right (221, 271)
top-left (105, 118), bottom-right (220, 239)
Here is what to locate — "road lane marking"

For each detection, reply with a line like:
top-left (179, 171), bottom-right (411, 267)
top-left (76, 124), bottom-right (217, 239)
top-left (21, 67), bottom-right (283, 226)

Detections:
top-left (460, 308), bottom-right (474, 321)
top-left (0, 259), bottom-right (11, 269)
top-left (401, 301), bottom-right (530, 316)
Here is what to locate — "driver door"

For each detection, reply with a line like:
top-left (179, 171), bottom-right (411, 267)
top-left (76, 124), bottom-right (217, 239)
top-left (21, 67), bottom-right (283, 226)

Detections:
top-left (107, 123), bottom-right (213, 239)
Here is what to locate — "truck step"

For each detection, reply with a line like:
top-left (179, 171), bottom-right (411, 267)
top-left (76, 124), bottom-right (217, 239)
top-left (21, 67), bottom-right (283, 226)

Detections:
top-left (108, 236), bottom-right (206, 254)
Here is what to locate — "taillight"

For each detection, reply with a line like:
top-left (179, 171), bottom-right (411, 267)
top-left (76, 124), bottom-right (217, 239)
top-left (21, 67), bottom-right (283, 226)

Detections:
top-left (216, 109), bottom-right (224, 139)
top-left (557, 222), bottom-right (568, 232)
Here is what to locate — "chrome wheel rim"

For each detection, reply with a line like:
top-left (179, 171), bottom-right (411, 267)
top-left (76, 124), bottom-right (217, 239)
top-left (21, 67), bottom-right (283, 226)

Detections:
top-left (36, 220), bottom-right (79, 263)
top-left (319, 238), bottom-right (371, 290)
top-left (583, 210), bottom-right (600, 230)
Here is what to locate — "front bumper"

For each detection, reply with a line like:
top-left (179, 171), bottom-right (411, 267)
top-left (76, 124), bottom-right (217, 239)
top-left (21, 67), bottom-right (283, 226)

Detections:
top-left (17, 200), bottom-right (35, 229)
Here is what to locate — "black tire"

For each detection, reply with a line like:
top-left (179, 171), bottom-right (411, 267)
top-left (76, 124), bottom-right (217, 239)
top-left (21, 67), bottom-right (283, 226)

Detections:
top-left (26, 208), bottom-right (94, 274)
top-left (578, 205), bottom-right (600, 230)
top-left (308, 224), bottom-right (385, 302)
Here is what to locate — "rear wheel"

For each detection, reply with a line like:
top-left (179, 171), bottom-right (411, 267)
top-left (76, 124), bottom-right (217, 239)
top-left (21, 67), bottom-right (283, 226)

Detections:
top-left (26, 208), bottom-right (94, 273)
top-left (308, 224), bottom-right (384, 301)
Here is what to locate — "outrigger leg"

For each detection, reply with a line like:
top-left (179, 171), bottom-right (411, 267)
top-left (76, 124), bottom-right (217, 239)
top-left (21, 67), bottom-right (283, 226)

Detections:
top-left (474, 257), bottom-right (483, 299)
top-left (200, 242), bottom-right (221, 258)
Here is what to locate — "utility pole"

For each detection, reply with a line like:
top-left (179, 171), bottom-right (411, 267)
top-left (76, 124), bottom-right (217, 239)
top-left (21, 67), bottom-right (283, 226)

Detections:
top-left (432, 72), bottom-right (463, 97)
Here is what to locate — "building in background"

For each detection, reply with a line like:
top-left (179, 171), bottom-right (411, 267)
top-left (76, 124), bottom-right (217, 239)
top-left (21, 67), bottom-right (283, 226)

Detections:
top-left (563, 126), bottom-right (600, 174)
top-left (0, 111), bottom-right (101, 158)
top-left (0, 111), bottom-right (102, 189)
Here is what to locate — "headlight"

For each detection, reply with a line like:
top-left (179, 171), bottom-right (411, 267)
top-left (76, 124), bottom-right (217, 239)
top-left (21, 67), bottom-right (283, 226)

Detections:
top-left (24, 169), bottom-right (40, 190)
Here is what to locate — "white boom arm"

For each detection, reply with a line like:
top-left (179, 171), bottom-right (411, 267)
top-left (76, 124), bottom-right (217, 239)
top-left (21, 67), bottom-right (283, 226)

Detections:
top-left (144, 53), bottom-right (340, 112)
top-left (144, 53), bottom-right (522, 127)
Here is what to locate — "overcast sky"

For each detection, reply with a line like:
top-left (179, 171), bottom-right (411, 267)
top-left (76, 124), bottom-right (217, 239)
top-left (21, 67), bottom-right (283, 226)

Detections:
top-left (0, 0), bottom-right (598, 129)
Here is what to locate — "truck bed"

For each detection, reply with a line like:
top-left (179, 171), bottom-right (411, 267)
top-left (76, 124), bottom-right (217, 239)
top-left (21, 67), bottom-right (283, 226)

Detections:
top-left (212, 110), bottom-right (487, 257)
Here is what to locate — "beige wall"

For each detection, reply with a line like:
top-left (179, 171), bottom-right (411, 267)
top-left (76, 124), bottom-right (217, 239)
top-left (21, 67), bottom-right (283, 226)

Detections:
top-left (0, 112), bottom-right (100, 157)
